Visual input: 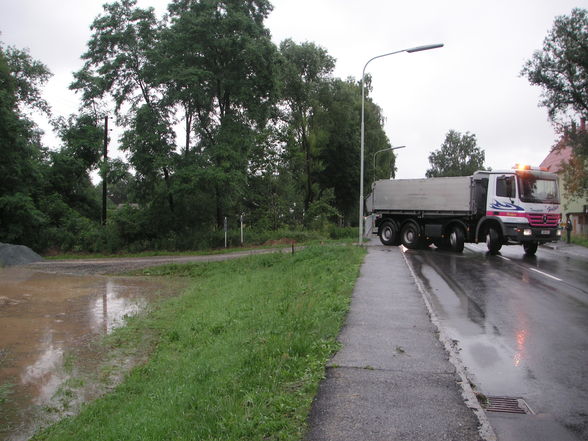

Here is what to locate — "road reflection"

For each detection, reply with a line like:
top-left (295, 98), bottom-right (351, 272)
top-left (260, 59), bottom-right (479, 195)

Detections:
top-left (404, 248), bottom-right (536, 395)
top-left (0, 268), bottom-right (179, 441)
top-left (403, 244), bottom-right (588, 438)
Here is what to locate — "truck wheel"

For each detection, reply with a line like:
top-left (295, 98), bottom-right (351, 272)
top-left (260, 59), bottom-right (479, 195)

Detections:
top-left (379, 221), bottom-right (397, 246)
top-left (449, 226), bottom-right (465, 253)
top-left (523, 241), bottom-right (538, 256)
top-left (486, 227), bottom-right (502, 254)
top-left (400, 222), bottom-right (420, 250)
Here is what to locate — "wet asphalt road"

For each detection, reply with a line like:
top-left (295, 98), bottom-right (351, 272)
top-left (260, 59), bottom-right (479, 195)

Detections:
top-left (402, 243), bottom-right (588, 441)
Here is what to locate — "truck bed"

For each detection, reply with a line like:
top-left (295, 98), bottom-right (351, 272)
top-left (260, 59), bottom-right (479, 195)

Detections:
top-left (367, 176), bottom-right (472, 213)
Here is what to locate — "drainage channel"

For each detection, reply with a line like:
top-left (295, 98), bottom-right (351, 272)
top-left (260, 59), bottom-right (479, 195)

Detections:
top-left (486, 396), bottom-right (534, 415)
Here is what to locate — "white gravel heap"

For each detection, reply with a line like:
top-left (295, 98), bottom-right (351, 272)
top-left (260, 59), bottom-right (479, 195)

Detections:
top-left (0, 242), bottom-right (43, 266)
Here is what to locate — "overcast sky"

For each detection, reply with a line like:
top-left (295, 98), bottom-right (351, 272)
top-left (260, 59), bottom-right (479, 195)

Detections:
top-left (1, 0), bottom-right (584, 179)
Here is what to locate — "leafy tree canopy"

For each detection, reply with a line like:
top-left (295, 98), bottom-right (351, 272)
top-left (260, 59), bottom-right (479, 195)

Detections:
top-left (521, 7), bottom-right (588, 198)
top-left (521, 8), bottom-right (588, 123)
top-left (426, 130), bottom-right (486, 178)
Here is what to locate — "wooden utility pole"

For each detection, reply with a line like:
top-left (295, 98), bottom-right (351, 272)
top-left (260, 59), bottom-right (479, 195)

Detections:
top-left (102, 115), bottom-right (108, 225)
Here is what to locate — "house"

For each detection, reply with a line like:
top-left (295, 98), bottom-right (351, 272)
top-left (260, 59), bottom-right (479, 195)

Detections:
top-left (540, 131), bottom-right (587, 237)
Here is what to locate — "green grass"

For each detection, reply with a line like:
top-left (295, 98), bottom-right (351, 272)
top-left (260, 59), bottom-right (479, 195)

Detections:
top-left (0, 383), bottom-right (13, 405)
top-left (571, 234), bottom-right (588, 248)
top-left (33, 245), bottom-right (365, 441)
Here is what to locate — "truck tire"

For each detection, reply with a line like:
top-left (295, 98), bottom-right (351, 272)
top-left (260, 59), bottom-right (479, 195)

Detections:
top-left (449, 226), bottom-right (465, 253)
top-left (523, 241), bottom-right (538, 256)
top-left (400, 222), bottom-right (420, 250)
top-left (486, 227), bottom-right (502, 254)
top-left (379, 221), bottom-right (398, 246)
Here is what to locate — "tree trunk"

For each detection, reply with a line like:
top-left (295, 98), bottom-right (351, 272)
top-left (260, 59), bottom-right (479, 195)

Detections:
top-left (185, 112), bottom-right (192, 157)
top-left (215, 183), bottom-right (224, 230)
top-left (163, 167), bottom-right (174, 213)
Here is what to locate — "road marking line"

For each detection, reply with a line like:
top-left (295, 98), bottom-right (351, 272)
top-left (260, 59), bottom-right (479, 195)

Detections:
top-left (529, 268), bottom-right (562, 282)
top-left (499, 256), bottom-right (511, 261)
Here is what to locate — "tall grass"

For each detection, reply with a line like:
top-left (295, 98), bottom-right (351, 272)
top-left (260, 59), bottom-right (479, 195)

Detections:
top-left (33, 245), bottom-right (365, 441)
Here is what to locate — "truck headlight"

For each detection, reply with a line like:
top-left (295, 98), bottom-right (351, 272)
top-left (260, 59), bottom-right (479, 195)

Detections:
top-left (556, 229), bottom-right (562, 236)
top-left (524, 229), bottom-right (532, 236)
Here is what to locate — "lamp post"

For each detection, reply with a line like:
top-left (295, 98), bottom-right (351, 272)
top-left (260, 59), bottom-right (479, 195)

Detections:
top-left (373, 145), bottom-right (406, 185)
top-left (358, 43), bottom-right (443, 245)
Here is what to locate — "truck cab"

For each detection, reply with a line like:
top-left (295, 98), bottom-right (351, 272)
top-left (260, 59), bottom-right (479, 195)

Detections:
top-left (474, 165), bottom-right (561, 255)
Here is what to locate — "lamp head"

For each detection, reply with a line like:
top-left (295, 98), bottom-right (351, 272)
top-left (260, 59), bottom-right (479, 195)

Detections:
top-left (406, 43), bottom-right (444, 53)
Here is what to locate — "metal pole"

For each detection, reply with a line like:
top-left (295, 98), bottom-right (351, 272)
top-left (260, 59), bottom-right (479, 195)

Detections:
top-left (358, 44), bottom-right (443, 245)
top-left (240, 214), bottom-right (244, 246)
top-left (224, 216), bottom-right (228, 248)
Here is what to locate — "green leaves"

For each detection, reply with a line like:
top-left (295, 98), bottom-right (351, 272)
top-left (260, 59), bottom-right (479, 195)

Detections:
top-left (2, 43), bottom-right (52, 116)
top-left (426, 130), bottom-right (487, 178)
top-left (522, 8), bottom-right (588, 199)
top-left (1, 1), bottom-right (398, 252)
top-left (521, 7), bottom-right (588, 122)
top-left (72, 0), bottom-right (162, 115)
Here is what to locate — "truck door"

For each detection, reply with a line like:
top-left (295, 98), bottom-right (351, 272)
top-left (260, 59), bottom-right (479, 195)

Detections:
top-left (489, 174), bottom-right (523, 215)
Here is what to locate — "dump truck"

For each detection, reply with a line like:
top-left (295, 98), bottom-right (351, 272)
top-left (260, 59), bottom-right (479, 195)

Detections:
top-left (366, 165), bottom-right (562, 255)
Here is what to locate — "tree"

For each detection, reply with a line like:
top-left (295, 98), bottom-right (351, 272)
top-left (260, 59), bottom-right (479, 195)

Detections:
top-left (0, 43), bottom-right (51, 248)
top-left (559, 124), bottom-right (588, 198)
top-left (521, 8), bottom-right (588, 198)
top-left (71, 0), bottom-right (178, 214)
top-left (279, 39), bottom-right (335, 212)
top-left (313, 77), bottom-right (393, 224)
top-left (71, 0), bottom-right (163, 117)
top-left (47, 113), bottom-right (104, 220)
top-left (120, 104), bottom-right (177, 211)
top-left (521, 8), bottom-right (588, 123)
top-left (426, 130), bottom-right (486, 177)
top-left (164, 0), bottom-right (279, 228)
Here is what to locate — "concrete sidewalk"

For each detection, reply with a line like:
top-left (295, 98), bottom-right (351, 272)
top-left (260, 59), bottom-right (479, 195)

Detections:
top-left (305, 243), bottom-right (488, 441)
top-left (541, 241), bottom-right (588, 259)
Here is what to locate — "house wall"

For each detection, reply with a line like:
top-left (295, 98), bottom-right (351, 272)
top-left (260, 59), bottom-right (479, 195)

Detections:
top-left (559, 173), bottom-right (588, 236)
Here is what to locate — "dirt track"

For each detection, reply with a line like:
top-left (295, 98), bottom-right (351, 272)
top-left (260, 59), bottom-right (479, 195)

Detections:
top-left (24, 247), bottom-right (296, 275)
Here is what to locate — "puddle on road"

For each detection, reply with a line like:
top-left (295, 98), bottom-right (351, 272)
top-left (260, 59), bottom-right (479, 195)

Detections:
top-left (0, 268), bottom-right (183, 441)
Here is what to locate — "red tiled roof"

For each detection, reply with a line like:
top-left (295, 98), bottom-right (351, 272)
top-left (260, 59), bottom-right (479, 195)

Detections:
top-left (539, 145), bottom-right (573, 173)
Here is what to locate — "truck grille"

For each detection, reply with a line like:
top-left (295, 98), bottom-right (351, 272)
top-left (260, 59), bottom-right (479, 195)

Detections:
top-left (527, 213), bottom-right (559, 227)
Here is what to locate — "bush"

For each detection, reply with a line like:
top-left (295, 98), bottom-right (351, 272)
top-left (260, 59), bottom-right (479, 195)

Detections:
top-left (327, 225), bottom-right (356, 240)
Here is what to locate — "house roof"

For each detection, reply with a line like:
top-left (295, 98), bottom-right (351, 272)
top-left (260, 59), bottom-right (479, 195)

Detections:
top-left (539, 145), bottom-right (573, 173)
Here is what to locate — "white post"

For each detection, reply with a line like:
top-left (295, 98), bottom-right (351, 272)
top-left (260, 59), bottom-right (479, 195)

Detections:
top-left (224, 216), bottom-right (228, 248)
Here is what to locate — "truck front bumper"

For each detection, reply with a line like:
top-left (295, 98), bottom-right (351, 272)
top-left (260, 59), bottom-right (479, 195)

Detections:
top-left (504, 223), bottom-right (561, 243)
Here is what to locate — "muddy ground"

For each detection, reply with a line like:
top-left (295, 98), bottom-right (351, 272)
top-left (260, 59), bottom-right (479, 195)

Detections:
top-left (1, 247), bottom-right (296, 441)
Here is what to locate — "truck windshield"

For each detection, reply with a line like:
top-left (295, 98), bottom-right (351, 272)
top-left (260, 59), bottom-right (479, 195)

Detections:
top-left (516, 172), bottom-right (559, 204)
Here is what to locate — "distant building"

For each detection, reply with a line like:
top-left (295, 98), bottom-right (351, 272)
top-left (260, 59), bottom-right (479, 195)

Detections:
top-left (540, 122), bottom-right (587, 237)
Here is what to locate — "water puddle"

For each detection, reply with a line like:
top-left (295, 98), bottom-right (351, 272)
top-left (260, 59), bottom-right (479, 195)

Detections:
top-left (0, 268), bottom-right (183, 440)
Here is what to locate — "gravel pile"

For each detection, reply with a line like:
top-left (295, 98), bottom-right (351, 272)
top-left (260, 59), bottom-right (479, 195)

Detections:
top-left (0, 243), bottom-right (43, 267)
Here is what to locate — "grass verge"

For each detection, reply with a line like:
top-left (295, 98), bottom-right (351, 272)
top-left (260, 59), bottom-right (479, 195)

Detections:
top-left (32, 245), bottom-right (365, 441)
top-left (571, 235), bottom-right (588, 248)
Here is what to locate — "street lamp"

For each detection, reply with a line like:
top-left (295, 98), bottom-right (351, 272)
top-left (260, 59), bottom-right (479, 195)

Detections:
top-left (358, 43), bottom-right (443, 245)
top-left (373, 145), bottom-right (406, 185)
